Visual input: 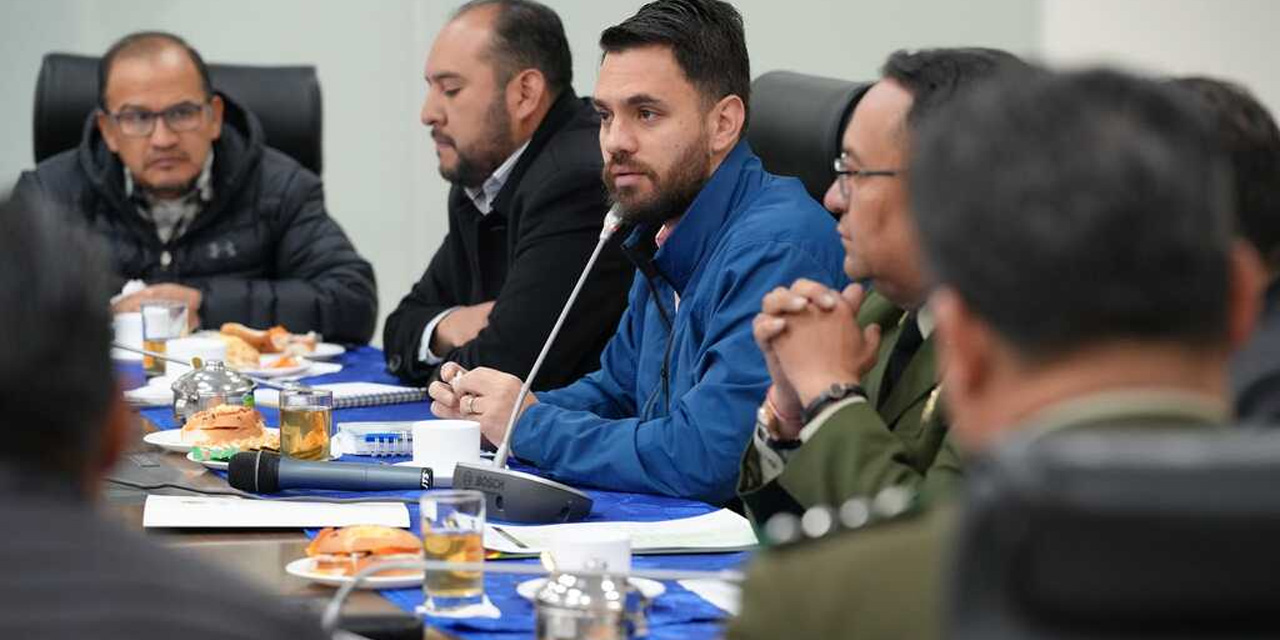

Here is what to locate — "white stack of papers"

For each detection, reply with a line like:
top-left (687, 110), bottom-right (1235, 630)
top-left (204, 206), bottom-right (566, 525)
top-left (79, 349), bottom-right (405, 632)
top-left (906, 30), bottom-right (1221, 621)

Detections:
top-left (483, 508), bottom-right (758, 555)
top-left (142, 495), bottom-right (410, 528)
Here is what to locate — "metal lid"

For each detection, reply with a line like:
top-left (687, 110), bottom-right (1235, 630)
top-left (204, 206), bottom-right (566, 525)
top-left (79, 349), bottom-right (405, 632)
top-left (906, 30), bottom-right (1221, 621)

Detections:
top-left (535, 570), bottom-right (627, 613)
top-left (170, 360), bottom-right (257, 397)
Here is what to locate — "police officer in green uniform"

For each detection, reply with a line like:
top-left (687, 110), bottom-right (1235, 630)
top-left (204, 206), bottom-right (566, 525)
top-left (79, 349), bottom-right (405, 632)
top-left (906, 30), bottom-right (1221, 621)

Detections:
top-left (738, 48), bottom-right (1026, 525)
top-left (728, 67), bottom-right (1267, 639)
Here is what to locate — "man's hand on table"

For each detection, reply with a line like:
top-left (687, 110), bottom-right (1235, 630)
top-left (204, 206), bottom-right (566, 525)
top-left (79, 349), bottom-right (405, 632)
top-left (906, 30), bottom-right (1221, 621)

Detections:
top-left (428, 361), bottom-right (536, 446)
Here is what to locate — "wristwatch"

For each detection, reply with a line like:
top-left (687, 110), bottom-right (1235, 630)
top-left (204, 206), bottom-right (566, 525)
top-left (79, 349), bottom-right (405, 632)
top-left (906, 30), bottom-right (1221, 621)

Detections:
top-left (802, 382), bottom-right (867, 425)
top-left (757, 397), bottom-right (803, 450)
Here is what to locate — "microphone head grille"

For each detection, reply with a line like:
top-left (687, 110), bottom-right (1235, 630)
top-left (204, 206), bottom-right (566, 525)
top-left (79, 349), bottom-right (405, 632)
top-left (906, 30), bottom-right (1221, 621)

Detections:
top-left (227, 451), bottom-right (281, 493)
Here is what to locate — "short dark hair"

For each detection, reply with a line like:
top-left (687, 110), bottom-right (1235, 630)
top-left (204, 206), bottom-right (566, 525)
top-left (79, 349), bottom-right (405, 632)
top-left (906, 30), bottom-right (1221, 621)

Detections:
top-left (454, 0), bottom-right (573, 96)
top-left (882, 48), bottom-right (1026, 130)
top-left (911, 68), bottom-right (1234, 361)
top-left (1175, 76), bottom-right (1280, 270)
top-left (98, 31), bottom-right (213, 108)
top-left (600, 0), bottom-right (750, 123)
top-left (0, 197), bottom-right (116, 479)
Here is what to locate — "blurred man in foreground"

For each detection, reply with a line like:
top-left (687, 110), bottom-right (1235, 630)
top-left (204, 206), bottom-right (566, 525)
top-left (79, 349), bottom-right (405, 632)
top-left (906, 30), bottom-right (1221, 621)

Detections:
top-left (0, 198), bottom-right (329, 639)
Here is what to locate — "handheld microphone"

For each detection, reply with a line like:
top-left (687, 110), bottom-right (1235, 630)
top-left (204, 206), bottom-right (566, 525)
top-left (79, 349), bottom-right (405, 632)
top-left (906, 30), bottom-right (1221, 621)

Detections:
top-left (453, 207), bottom-right (624, 523)
top-left (228, 451), bottom-right (434, 493)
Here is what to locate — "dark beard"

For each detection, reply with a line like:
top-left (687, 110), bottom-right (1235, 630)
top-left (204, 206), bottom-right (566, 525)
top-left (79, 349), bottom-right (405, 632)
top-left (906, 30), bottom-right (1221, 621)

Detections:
top-left (605, 136), bottom-right (711, 228)
top-left (438, 95), bottom-right (516, 189)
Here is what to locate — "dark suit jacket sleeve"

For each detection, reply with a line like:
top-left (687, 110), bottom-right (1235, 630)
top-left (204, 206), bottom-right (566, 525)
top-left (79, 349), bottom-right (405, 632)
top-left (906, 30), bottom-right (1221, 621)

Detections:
top-left (185, 171), bottom-right (379, 344)
top-left (382, 226), bottom-right (465, 383)
top-left (426, 167), bottom-right (628, 389)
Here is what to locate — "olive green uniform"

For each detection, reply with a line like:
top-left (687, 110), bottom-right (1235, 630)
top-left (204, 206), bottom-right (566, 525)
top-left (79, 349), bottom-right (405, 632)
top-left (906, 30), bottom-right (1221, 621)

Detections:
top-left (727, 390), bottom-right (1227, 640)
top-left (738, 291), bottom-right (958, 526)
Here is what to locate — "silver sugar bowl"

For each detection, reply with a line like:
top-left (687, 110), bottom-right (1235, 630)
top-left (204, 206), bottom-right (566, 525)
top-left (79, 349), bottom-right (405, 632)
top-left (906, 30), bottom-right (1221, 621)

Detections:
top-left (534, 561), bottom-right (645, 639)
top-left (170, 360), bottom-right (257, 423)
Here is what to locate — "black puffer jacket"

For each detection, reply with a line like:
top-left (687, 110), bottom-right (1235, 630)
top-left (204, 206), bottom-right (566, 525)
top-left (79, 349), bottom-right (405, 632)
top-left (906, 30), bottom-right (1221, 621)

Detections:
top-left (12, 95), bottom-right (378, 344)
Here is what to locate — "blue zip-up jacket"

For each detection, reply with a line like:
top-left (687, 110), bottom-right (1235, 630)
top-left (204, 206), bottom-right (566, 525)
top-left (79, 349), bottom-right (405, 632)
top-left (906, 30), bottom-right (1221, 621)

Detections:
top-left (511, 141), bottom-right (849, 504)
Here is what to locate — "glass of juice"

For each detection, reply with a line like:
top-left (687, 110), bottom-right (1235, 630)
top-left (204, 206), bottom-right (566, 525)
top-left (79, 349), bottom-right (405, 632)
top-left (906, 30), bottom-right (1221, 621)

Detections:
top-left (140, 300), bottom-right (187, 377)
top-left (420, 489), bottom-right (486, 612)
top-left (279, 387), bottom-right (333, 460)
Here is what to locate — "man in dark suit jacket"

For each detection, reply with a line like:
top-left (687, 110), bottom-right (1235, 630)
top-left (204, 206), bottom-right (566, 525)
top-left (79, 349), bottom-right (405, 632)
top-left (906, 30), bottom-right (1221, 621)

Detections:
top-left (0, 198), bottom-right (329, 639)
top-left (383, 0), bottom-right (632, 389)
top-left (1175, 78), bottom-right (1280, 423)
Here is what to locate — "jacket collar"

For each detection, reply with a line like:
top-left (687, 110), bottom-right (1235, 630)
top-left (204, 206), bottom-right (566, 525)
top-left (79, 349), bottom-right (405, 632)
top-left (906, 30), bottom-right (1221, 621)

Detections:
top-left (487, 89), bottom-right (586, 218)
top-left (622, 140), bottom-right (757, 296)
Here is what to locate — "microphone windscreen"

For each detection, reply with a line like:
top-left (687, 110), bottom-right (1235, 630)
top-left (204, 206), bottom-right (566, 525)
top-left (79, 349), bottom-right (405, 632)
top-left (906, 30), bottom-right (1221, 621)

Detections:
top-left (228, 451), bottom-right (281, 493)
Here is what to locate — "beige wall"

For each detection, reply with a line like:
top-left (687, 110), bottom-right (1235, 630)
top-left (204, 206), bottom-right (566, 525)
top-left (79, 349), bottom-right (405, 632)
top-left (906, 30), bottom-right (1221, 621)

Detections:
top-left (1040, 0), bottom-right (1280, 115)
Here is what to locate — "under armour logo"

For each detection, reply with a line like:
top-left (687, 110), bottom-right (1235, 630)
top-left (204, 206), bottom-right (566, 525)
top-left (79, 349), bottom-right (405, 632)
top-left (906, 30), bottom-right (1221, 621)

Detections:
top-left (207, 240), bottom-right (237, 260)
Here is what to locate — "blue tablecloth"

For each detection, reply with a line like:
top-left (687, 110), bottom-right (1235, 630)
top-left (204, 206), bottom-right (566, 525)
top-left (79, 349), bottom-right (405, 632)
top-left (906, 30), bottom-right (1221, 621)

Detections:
top-left (122, 347), bottom-right (745, 639)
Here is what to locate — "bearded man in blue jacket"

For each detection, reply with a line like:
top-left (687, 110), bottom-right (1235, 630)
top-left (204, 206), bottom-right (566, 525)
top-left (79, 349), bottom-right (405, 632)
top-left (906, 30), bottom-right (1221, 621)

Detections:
top-left (428, 0), bottom-right (847, 504)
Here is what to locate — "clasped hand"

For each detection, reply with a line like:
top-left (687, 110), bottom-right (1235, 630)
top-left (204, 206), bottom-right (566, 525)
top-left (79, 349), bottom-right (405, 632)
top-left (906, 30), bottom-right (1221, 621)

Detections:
top-left (752, 280), bottom-right (882, 439)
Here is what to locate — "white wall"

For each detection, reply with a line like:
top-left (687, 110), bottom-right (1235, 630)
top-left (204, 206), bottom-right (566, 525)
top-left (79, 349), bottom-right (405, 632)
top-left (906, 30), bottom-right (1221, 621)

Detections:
top-left (0, 0), bottom-right (1038, 344)
top-left (1041, 0), bottom-right (1280, 116)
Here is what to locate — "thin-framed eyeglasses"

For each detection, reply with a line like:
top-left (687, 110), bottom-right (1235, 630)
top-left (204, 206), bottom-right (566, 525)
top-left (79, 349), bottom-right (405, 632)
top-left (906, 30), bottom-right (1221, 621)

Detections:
top-left (103, 101), bottom-right (211, 138)
top-left (833, 154), bottom-right (901, 201)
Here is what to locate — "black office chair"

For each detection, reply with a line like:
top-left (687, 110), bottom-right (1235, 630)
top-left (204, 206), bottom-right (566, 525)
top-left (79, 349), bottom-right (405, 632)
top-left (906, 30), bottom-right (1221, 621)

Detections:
top-left (747, 70), bottom-right (869, 203)
top-left (947, 427), bottom-right (1280, 639)
top-left (33, 52), bottom-right (323, 174)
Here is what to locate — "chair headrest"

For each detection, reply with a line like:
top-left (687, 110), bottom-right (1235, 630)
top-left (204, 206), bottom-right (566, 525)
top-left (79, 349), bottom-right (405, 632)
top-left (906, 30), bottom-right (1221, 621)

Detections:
top-left (33, 53), bottom-right (323, 174)
top-left (746, 70), bottom-right (869, 203)
top-left (948, 427), bottom-right (1280, 638)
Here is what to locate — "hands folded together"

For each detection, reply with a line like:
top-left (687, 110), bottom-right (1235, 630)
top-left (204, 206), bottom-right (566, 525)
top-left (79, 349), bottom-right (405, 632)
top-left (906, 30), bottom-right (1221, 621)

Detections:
top-left (753, 280), bottom-right (882, 440)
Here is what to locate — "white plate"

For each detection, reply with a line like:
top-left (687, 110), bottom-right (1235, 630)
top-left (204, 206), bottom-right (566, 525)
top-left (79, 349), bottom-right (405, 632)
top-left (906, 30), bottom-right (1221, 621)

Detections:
top-left (307, 343), bottom-right (346, 360)
top-left (285, 557), bottom-right (423, 590)
top-left (235, 355), bottom-right (313, 378)
top-left (186, 448), bottom-right (337, 470)
top-left (516, 577), bottom-right (665, 601)
top-left (143, 427), bottom-right (280, 454)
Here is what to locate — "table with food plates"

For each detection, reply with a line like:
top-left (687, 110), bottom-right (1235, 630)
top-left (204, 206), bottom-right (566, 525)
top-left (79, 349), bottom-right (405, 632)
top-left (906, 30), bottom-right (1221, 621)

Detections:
top-left (110, 345), bottom-right (749, 640)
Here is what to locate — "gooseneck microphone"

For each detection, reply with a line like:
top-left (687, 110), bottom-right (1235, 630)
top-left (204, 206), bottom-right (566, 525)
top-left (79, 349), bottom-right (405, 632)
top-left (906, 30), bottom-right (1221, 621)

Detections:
top-left (452, 207), bottom-right (625, 523)
top-left (229, 450), bottom-right (434, 493)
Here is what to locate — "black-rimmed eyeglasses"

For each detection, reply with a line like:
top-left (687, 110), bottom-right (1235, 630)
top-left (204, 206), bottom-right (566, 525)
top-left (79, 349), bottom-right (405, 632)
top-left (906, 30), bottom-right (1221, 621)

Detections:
top-left (833, 154), bottom-right (901, 201)
top-left (103, 101), bottom-right (211, 138)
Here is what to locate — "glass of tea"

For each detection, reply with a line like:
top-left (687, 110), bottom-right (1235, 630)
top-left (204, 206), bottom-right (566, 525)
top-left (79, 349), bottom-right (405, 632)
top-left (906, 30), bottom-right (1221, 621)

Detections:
top-left (279, 388), bottom-right (333, 460)
top-left (420, 489), bottom-right (486, 612)
top-left (140, 300), bottom-right (188, 377)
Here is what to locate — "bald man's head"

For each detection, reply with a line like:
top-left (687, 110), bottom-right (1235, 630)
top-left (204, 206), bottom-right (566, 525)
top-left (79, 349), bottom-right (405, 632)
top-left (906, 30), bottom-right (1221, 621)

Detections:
top-left (98, 31), bottom-right (212, 108)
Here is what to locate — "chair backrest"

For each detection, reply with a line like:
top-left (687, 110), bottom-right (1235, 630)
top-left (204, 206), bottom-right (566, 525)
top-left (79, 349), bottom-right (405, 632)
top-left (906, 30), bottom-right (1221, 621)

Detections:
top-left (747, 70), bottom-right (869, 203)
top-left (947, 427), bottom-right (1280, 639)
top-left (33, 53), bottom-right (323, 174)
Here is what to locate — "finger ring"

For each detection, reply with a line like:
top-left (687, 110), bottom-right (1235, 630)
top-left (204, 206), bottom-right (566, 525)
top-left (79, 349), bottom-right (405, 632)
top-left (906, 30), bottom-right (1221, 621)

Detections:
top-left (463, 395), bottom-right (476, 415)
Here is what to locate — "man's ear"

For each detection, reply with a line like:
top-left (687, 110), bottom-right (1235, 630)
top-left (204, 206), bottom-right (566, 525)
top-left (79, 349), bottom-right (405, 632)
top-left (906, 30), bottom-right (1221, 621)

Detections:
top-left (707, 94), bottom-right (745, 156)
top-left (509, 69), bottom-right (547, 123)
top-left (1227, 239), bottom-right (1267, 351)
top-left (208, 94), bottom-right (224, 141)
top-left (97, 110), bottom-right (120, 153)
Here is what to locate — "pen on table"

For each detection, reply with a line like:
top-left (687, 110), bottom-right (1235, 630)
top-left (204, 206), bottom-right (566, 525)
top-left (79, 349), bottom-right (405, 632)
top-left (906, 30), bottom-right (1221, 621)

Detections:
top-left (491, 525), bottom-right (529, 549)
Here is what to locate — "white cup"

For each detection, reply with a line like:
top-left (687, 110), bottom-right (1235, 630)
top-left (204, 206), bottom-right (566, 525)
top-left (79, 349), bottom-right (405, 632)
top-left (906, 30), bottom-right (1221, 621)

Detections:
top-left (165, 337), bottom-right (229, 377)
top-left (410, 420), bottom-right (481, 483)
top-left (548, 530), bottom-right (632, 574)
top-left (112, 312), bottom-right (143, 360)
